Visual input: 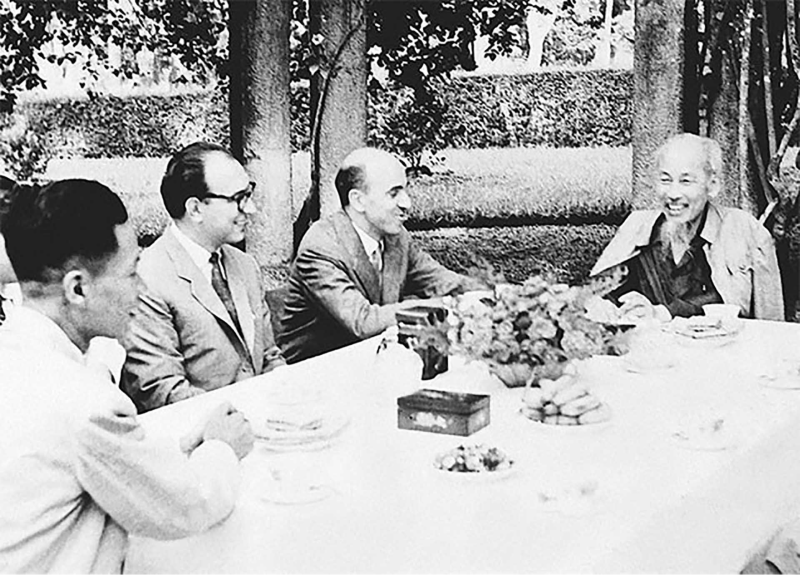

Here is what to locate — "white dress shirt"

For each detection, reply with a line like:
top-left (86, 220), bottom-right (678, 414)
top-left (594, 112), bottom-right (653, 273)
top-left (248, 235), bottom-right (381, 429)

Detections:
top-left (171, 223), bottom-right (227, 282)
top-left (352, 222), bottom-right (382, 271)
top-left (0, 306), bottom-right (241, 573)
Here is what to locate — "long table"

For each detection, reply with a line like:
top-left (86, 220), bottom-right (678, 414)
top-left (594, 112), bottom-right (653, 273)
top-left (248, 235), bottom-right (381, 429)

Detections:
top-left (125, 320), bottom-right (800, 573)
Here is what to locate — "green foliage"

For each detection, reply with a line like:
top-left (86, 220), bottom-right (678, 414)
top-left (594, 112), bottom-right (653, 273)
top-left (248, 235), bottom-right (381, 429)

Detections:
top-left (16, 69), bottom-right (631, 164)
top-left (368, 83), bottom-right (453, 171)
top-left (441, 69), bottom-right (631, 148)
top-left (368, 0), bottom-right (530, 93)
top-left (0, 113), bottom-right (49, 180)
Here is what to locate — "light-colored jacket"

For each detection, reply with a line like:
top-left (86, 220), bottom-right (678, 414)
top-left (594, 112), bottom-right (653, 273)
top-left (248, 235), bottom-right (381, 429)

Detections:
top-left (0, 307), bottom-right (240, 573)
top-left (122, 227), bottom-right (285, 412)
top-left (590, 203), bottom-right (784, 320)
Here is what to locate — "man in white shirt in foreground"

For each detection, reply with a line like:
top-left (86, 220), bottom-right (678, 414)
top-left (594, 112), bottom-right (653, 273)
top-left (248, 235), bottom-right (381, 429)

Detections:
top-left (0, 179), bottom-right (254, 573)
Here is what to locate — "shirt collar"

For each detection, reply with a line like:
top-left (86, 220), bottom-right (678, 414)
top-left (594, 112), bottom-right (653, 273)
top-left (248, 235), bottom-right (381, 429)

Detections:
top-left (351, 220), bottom-right (381, 257)
top-left (2, 305), bottom-right (84, 365)
top-left (171, 223), bottom-right (217, 274)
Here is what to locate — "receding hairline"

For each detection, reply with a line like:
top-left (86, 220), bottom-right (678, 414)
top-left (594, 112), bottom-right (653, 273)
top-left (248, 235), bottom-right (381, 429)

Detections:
top-left (654, 133), bottom-right (722, 179)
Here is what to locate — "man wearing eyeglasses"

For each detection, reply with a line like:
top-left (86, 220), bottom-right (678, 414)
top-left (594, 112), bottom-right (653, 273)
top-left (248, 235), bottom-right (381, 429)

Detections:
top-left (122, 142), bottom-right (285, 412)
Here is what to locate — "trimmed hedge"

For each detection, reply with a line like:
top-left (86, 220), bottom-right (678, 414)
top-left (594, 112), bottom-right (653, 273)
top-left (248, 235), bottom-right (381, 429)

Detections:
top-left (17, 69), bottom-right (631, 159)
top-left (411, 224), bottom-right (619, 286)
top-left (439, 69), bottom-right (632, 148)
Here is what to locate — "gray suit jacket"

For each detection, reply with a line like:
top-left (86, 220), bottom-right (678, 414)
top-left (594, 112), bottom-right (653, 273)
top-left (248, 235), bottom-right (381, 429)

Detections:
top-left (278, 210), bottom-right (466, 363)
top-left (121, 228), bottom-right (284, 412)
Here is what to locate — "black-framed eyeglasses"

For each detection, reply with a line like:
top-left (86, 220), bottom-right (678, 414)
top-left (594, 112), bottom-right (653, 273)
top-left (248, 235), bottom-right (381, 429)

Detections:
top-left (201, 183), bottom-right (255, 211)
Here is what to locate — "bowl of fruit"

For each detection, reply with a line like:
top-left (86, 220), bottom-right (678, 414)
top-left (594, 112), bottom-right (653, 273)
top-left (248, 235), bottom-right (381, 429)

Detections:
top-left (433, 444), bottom-right (516, 482)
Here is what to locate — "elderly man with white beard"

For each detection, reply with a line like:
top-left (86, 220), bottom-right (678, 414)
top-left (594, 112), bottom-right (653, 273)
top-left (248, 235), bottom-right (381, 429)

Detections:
top-left (589, 132), bottom-right (783, 322)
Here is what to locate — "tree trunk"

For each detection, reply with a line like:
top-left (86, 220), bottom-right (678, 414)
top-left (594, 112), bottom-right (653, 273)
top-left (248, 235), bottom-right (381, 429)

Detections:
top-left (594, 0), bottom-right (614, 68)
top-left (229, 0), bottom-right (293, 284)
top-left (526, 1), bottom-right (564, 70)
top-left (631, 0), bottom-right (686, 207)
top-left (708, 44), bottom-right (755, 210)
top-left (309, 0), bottom-right (368, 218)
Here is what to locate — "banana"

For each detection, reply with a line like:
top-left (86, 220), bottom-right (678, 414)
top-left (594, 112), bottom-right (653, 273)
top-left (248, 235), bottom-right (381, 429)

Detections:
top-left (578, 403), bottom-right (611, 425)
top-left (522, 405), bottom-right (544, 421)
top-left (560, 394), bottom-right (601, 417)
top-left (552, 383), bottom-right (589, 407)
top-left (543, 402), bottom-right (559, 415)
top-left (523, 387), bottom-right (545, 408)
top-left (538, 378), bottom-right (557, 401)
top-left (557, 415), bottom-right (579, 425)
top-left (543, 414), bottom-right (560, 425)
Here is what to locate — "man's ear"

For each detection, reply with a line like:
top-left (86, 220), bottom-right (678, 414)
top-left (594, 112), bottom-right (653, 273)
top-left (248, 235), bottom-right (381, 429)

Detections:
top-left (62, 269), bottom-right (88, 305)
top-left (348, 188), bottom-right (365, 212)
top-left (184, 196), bottom-right (204, 220)
top-left (707, 175), bottom-right (721, 199)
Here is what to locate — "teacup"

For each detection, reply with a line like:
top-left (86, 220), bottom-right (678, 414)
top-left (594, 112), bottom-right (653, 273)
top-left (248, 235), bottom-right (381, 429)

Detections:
top-left (702, 303), bottom-right (740, 321)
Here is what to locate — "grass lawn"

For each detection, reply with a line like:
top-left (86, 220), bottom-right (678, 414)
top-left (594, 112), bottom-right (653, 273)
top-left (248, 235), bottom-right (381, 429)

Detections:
top-left (406, 147), bottom-right (632, 227)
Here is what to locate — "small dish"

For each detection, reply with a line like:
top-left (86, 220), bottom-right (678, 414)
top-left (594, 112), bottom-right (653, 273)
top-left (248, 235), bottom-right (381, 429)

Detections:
top-left (260, 482), bottom-right (336, 505)
top-left (519, 404), bottom-right (613, 432)
top-left (670, 417), bottom-right (740, 451)
top-left (254, 413), bottom-right (350, 452)
top-left (534, 479), bottom-right (604, 516)
top-left (433, 444), bottom-right (516, 483)
top-left (757, 360), bottom-right (800, 389)
top-left (666, 316), bottom-right (743, 346)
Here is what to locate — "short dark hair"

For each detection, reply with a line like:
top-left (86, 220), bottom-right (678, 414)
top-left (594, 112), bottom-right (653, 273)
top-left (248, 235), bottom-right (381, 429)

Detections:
top-left (334, 163), bottom-right (367, 208)
top-left (3, 179), bottom-right (128, 282)
top-left (160, 141), bottom-right (236, 218)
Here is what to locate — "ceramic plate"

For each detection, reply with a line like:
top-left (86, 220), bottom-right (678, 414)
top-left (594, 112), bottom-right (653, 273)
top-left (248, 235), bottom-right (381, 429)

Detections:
top-left (433, 461), bottom-right (518, 484)
top-left (670, 418), bottom-right (740, 451)
top-left (254, 414), bottom-right (350, 452)
top-left (667, 317), bottom-right (743, 343)
top-left (623, 354), bottom-right (675, 373)
top-left (433, 444), bottom-right (515, 483)
top-left (757, 361), bottom-right (800, 389)
top-left (533, 479), bottom-right (605, 516)
top-left (260, 482), bottom-right (336, 505)
top-left (519, 404), bottom-right (613, 433)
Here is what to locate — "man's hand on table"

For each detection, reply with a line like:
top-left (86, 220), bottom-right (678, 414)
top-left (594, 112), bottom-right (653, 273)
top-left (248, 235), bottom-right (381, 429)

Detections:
top-left (180, 401), bottom-right (255, 460)
top-left (617, 291), bottom-right (671, 324)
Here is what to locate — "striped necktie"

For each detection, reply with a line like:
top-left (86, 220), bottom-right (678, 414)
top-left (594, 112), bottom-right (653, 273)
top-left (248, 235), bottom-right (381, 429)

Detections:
top-left (209, 252), bottom-right (244, 339)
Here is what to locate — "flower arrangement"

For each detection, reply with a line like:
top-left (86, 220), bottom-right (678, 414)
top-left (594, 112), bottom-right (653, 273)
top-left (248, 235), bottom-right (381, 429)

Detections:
top-left (446, 275), bottom-right (617, 388)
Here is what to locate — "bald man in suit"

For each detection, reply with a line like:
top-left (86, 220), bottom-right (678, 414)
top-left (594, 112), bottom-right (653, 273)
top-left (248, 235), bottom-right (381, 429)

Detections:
top-left (279, 147), bottom-right (482, 363)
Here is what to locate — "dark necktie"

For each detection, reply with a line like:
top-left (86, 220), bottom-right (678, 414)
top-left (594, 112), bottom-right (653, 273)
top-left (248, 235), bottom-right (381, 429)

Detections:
top-left (209, 252), bottom-right (244, 339)
top-left (0, 294), bottom-right (6, 325)
top-left (369, 240), bottom-right (383, 294)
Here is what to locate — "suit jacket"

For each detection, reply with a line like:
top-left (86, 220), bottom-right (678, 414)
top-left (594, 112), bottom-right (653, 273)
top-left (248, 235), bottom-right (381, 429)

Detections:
top-left (0, 306), bottom-right (240, 573)
top-left (278, 210), bottom-right (467, 363)
top-left (122, 227), bottom-right (284, 412)
top-left (590, 203), bottom-right (784, 320)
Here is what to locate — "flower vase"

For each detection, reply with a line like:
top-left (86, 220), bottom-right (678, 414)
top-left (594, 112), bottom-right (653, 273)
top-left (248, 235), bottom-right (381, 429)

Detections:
top-left (488, 360), bottom-right (570, 389)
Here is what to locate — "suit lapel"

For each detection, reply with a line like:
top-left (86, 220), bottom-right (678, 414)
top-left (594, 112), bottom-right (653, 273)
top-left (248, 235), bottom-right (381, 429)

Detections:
top-left (333, 212), bottom-right (382, 303)
top-left (221, 247), bottom-right (256, 358)
top-left (163, 230), bottom-right (242, 340)
top-left (381, 233), bottom-right (403, 304)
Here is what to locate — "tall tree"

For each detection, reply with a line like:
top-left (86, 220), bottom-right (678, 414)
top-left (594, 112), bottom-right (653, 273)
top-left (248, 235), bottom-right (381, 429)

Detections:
top-left (229, 0), bottom-right (293, 278)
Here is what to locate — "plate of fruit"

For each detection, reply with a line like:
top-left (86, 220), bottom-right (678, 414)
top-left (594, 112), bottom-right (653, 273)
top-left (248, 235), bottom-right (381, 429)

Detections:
top-left (520, 374), bottom-right (612, 430)
top-left (433, 444), bottom-right (516, 482)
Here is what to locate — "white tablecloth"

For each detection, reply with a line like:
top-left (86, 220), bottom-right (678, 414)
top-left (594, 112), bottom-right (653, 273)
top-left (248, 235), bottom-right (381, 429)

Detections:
top-left (125, 319), bottom-right (800, 573)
